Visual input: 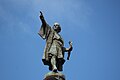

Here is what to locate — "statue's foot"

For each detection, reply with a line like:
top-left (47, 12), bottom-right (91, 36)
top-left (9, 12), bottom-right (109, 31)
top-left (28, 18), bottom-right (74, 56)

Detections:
top-left (53, 66), bottom-right (57, 72)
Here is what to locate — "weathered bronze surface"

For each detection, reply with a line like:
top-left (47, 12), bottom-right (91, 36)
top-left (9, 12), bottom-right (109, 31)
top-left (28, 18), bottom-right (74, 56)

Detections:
top-left (38, 11), bottom-right (73, 72)
top-left (44, 72), bottom-right (65, 80)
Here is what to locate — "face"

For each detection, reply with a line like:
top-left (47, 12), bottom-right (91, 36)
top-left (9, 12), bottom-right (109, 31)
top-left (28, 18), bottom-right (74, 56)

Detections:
top-left (53, 23), bottom-right (61, 33)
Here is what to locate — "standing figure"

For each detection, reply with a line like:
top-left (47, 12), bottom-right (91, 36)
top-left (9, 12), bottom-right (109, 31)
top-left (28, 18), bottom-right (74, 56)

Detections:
top-left (38, 11), bottom-right (73, 72)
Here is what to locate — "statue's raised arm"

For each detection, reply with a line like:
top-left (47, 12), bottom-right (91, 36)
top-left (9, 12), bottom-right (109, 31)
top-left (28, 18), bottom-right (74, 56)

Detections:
top-left (38, 11), bottom-right (51, 39)
top-left (39, 11), bottom-right (46, 26)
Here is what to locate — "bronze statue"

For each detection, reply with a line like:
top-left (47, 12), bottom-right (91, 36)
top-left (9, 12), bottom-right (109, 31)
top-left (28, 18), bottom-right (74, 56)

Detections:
top-left (38, 11), bottom-right (73, 72)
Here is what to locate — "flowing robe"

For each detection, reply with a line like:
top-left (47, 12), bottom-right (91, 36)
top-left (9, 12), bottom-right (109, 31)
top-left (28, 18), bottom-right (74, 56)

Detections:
top-left (38, 24), bottom-right (65, 71)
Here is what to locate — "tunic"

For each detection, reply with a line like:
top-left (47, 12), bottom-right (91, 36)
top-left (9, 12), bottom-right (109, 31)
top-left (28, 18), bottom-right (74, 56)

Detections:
top-left (38, 24), bottom-right (65, 71)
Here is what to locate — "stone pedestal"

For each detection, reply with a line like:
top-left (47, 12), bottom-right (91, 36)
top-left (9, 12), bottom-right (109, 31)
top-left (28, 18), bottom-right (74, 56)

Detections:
top-left (44, 72), bottom-right (65, 80)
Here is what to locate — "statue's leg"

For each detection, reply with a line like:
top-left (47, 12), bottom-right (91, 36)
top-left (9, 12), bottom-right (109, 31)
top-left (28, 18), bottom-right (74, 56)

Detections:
top-left (57, 59), bottom-right (63, 71)
top-left (51, 56), bottom-right (57, 72)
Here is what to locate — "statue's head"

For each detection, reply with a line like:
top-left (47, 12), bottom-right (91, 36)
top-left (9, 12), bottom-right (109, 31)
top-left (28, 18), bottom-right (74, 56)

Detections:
top-left (53, 22), bottom-right (61, 33)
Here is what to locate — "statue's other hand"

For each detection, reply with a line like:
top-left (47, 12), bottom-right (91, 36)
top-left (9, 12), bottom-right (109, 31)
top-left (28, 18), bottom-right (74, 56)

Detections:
top-left (68, 41), bottom-right (73, 51)
top-left (69, 41), bottom-right (72, 46)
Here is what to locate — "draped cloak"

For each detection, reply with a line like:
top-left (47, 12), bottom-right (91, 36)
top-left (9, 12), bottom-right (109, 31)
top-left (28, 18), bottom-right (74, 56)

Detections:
top-left (38, 24), bottom-right (65, 71)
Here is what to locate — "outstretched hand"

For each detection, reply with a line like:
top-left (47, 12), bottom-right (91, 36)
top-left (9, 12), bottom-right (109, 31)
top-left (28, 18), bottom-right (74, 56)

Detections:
top-left (39, 11), bottom-right (44, 20)
top-left (40, 11), bottom-right (43, 15)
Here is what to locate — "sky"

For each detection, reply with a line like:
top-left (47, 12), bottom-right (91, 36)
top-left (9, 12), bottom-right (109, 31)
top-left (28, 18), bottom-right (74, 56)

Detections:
top-left (0, 0), bottom-right (120, 80)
